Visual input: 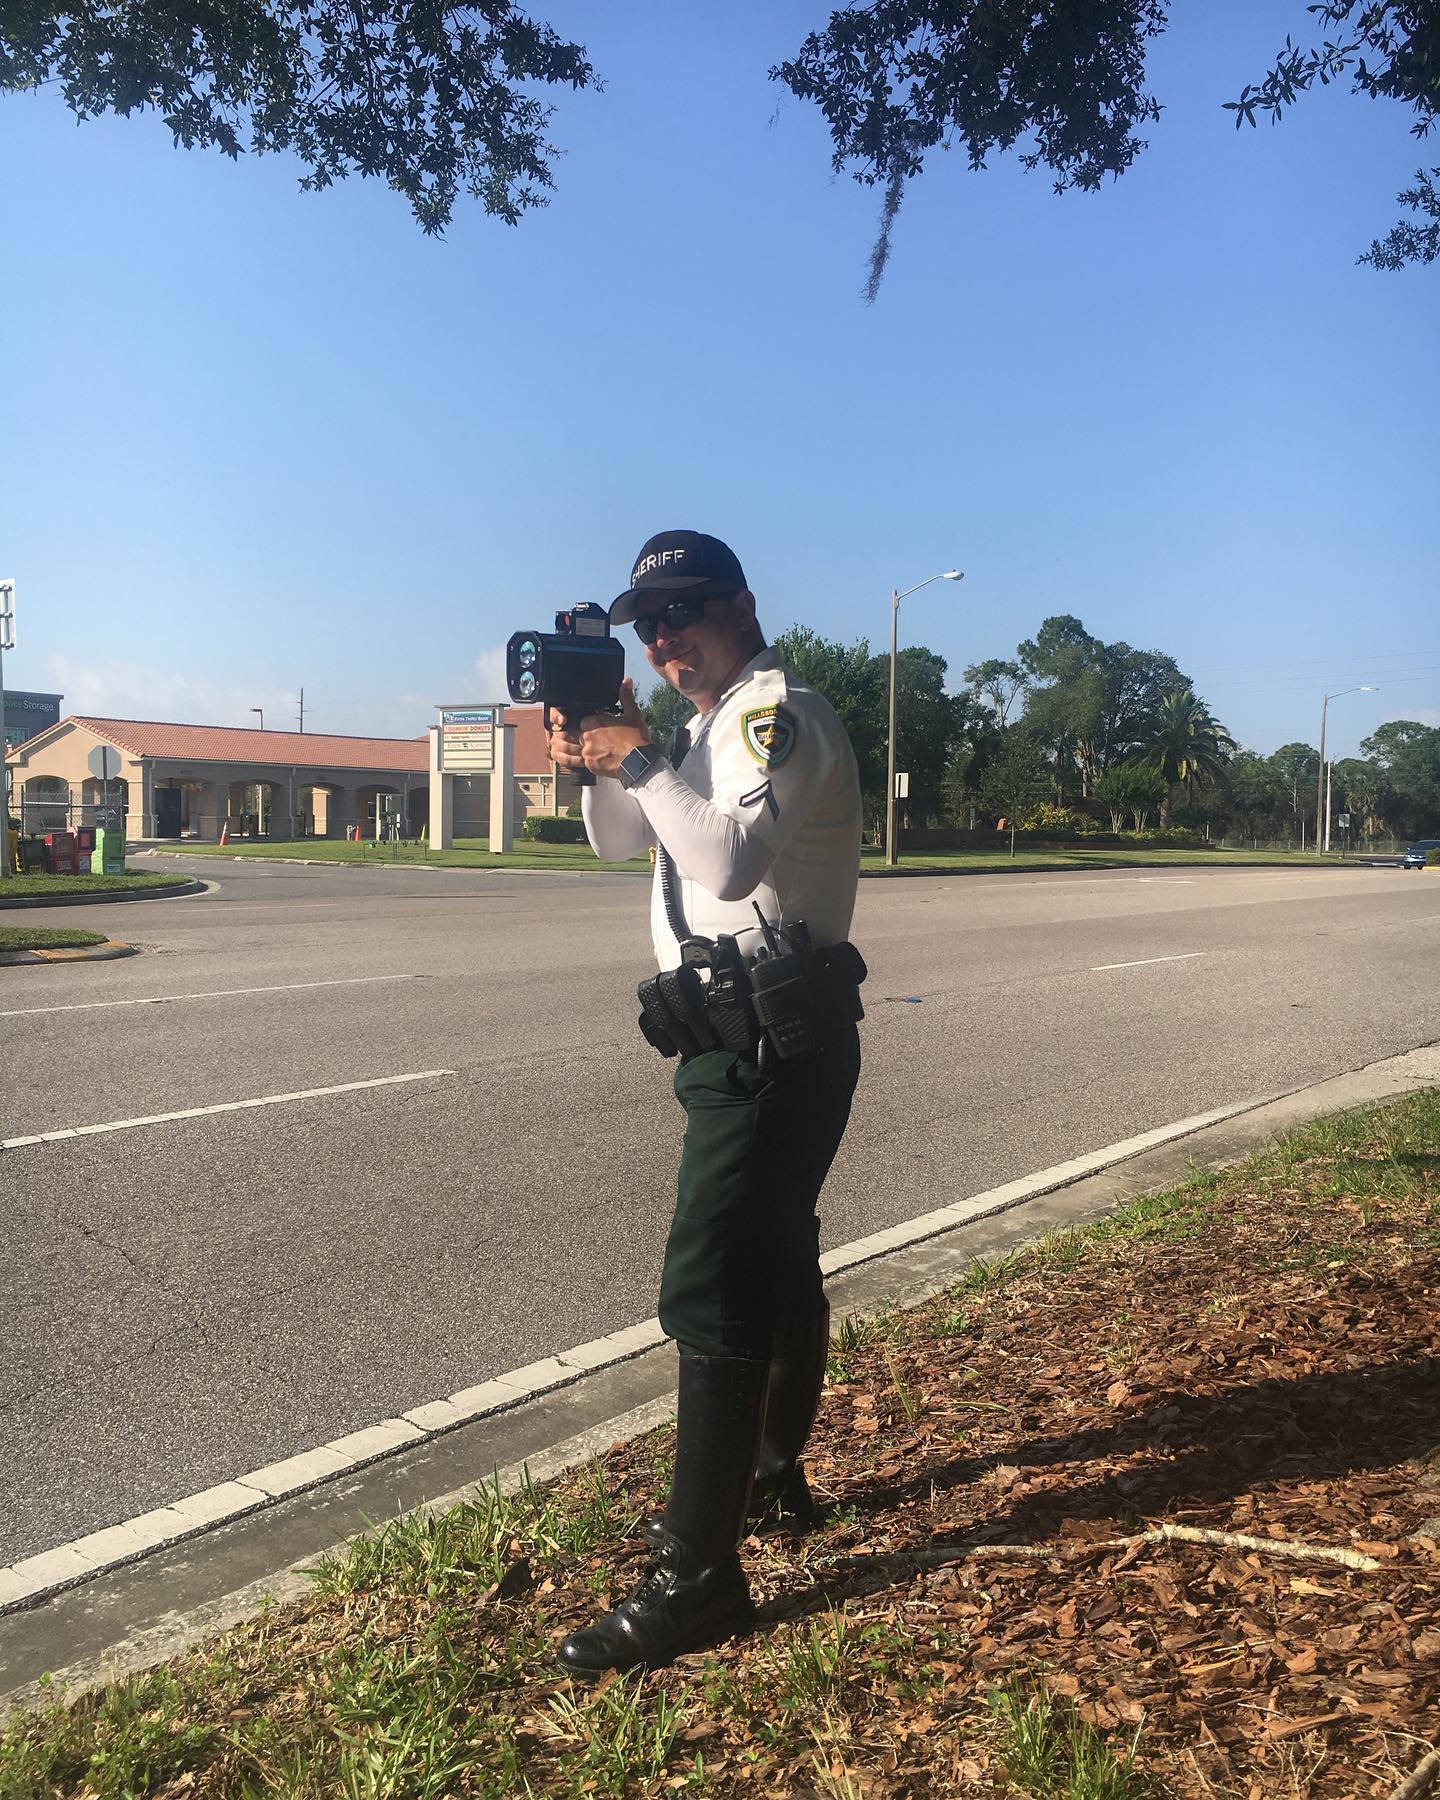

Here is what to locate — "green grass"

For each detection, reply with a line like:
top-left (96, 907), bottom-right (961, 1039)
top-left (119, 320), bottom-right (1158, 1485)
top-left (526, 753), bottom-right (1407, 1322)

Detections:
top-left (990, 1685), bottom-right (1146, 1799)
top-left (4, 1091), bottom-right (1434, 1799)
top-left (151, 836), bottom-right (650, 873)
top-left (0, 871), bottom-right (185, 898)
top-left (157, 839), bottom-right (1357, 878)
top-left (860, 844), bottom-right (1358, 876)
top-left (0, 925), bottom-right (108, 951)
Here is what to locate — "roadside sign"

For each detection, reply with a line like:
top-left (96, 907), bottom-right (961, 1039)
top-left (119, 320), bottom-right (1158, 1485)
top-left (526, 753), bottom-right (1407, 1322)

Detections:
top-left (894, 772), bottom-right (910, 799)
top-left (438, 704), bottom-right (502, 773)
top-left (1337, 812), bottom-right (1351, 828)
top-left (87, 744), bottom-right (123, 781)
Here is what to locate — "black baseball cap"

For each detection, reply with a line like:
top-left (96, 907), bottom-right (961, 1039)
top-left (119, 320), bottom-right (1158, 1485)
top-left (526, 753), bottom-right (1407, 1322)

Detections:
top-left (609, 530), bottom-right (748, 626)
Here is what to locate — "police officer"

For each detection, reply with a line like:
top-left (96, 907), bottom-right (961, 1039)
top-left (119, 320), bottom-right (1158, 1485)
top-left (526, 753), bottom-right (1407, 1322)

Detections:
top-left (547, 529), bottom-right (864, 1674)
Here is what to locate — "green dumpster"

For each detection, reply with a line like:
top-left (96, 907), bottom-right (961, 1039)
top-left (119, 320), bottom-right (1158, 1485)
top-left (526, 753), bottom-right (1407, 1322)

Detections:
top-left (93, 827), bottom-right (126, 875)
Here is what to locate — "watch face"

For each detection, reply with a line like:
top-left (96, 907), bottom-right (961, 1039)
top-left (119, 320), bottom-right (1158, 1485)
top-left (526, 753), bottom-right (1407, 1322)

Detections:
top-left (620, 746), bottom-right (655, 789)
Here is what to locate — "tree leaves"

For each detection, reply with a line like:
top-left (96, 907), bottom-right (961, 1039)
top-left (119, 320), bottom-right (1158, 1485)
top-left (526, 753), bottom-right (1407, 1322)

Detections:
top-left (0, 0), bottom-right (597, 233)
top-left (771, 0), bottom-right (1440, 288)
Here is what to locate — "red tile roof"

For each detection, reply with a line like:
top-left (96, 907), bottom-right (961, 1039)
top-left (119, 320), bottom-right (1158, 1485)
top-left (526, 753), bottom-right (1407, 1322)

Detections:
top-left (69, 717), bottom-right (429, 772)
top-left (9, 711), bottom-right (559, 776)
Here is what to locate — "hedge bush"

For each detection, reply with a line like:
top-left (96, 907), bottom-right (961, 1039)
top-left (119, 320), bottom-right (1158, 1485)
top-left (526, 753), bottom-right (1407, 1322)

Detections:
top-left (1427, 848), bottom-right (1440, 867)
top-left (522, 815), bottom-right (589, 843)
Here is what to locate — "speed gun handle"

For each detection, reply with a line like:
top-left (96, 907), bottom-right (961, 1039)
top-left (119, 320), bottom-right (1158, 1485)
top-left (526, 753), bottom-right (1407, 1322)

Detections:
top-left (547, 698), bottom-right (622, 788)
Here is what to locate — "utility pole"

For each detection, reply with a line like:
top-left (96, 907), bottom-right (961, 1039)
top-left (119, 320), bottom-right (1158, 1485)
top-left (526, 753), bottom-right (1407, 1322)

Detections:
top-left (0, 579), bottom-right (14, 883)
top-left (297, 688), bottom-right (305, 733)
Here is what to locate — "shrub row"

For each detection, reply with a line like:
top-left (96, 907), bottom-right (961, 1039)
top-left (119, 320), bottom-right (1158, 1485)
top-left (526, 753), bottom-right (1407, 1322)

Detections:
top-left (521, 816), bottom-right (589, 843)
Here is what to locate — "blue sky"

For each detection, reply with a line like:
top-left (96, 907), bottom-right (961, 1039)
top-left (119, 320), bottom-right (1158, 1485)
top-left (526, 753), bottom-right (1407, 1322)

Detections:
top-left (2, 0), bottom-right (1435, 760)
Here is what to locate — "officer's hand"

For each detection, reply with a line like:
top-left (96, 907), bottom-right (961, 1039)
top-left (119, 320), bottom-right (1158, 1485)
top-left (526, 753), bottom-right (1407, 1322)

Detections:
top-left (547, 709), bottom-right (587, 776)
top-left (579, 678), bottom-right (651, 778)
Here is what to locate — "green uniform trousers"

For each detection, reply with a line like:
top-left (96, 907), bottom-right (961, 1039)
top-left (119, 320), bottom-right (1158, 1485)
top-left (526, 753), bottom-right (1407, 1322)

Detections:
top-left (657, 1023), bottom-right (861, 1360)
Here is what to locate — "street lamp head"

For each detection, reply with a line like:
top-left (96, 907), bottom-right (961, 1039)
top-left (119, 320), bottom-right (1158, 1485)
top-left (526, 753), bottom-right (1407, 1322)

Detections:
top-left (1360, 684), bottom-right (1378, 692)
top-left (943, 570), bottom-right (965, 581)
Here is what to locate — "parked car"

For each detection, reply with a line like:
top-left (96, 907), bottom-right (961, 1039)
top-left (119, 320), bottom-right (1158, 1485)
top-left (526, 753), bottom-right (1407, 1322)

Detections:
top-left (1401, 838), bottom-right (1440, 869)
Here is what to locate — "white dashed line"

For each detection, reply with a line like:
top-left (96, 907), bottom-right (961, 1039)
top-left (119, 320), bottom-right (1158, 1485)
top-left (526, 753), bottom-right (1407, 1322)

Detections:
top-left (0, 973), bottom-right (423, 1020)
top-left (0, 1071), bottom-right (455, 1151)
top-left (1090, 952), bottom-right (1207, 972)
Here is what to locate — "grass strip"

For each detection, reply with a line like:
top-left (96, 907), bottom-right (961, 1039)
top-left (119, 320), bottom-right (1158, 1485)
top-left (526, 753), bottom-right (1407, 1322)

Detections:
top-left (156, 840), bottom-right (1360, 877)
top-left (0, 926), bottom-right (108, 951)
top-left (152, 838), bottom-right (648, 872)
top-left (4, 1091), bottom-right (1436, 1798)
top-left (0, 872), bottom-right (186, 899)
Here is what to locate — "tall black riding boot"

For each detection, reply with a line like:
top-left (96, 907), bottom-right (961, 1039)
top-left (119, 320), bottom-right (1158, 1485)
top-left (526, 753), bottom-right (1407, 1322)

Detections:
top-left (639, 1303), bottom-right (831, 1548)
top-left (557, 1355), bottom-right (768, 1675)
top-left (749, 1300), bottom-right (831, 1526)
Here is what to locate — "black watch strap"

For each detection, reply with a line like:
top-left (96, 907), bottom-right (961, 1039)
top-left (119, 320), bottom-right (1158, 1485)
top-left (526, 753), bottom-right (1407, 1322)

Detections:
top-left (618, 744), bottom-right (665, 790)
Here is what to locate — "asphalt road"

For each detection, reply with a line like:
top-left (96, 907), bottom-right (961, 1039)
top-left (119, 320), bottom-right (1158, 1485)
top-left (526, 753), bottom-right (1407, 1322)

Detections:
top-left (3, 856), bottom-right (1437, 1565)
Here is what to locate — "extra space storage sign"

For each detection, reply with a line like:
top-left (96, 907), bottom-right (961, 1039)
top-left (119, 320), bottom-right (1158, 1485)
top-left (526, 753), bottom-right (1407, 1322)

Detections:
top-left (439, 707), bottom-right (499, 772)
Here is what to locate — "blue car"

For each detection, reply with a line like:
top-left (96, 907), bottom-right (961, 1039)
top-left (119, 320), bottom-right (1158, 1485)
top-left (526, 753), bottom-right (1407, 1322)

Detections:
top-left (1401, 838), bottom-right (1440, 869)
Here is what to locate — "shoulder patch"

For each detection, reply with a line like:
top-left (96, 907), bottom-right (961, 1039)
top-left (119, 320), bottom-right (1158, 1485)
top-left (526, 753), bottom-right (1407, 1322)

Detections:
top-left (741, 705), bottom-right (797, 768)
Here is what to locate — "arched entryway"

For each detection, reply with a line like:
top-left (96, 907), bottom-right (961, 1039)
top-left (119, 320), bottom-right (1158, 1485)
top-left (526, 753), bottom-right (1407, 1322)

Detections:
top-left (22, 775), bottom-right (72, 834)
top-left (356, 783), bottom-right (404, 839)
top-left (226, 779), bottom-right (285, 837)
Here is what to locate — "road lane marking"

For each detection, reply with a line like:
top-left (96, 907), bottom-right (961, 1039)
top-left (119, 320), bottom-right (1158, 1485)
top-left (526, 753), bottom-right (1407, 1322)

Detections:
top-left (1091, 952), bottom-right (1207, 972)
top-left (0, 1087), bottom-right (1274, 1613)
top-left (0, 973), bottom-right (423, 1020)
top-left (1, 1071), bottom-right (454, 1151)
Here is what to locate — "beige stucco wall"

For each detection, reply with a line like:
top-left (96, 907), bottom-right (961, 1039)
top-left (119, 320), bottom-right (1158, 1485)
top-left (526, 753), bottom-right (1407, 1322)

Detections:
top-left (6, 721), bottom-right (582, 840)
top-left (5, 722), bottom-right (437, 839)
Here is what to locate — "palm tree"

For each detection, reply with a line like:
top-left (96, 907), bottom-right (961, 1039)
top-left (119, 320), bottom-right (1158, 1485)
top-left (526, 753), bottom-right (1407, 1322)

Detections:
top-left (1131, 690), bottom-right (1236, 828)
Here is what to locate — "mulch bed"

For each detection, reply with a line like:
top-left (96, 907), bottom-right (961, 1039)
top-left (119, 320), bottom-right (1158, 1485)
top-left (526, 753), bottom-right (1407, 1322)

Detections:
top-left (542, 1153), bottom-right (1440, 1796)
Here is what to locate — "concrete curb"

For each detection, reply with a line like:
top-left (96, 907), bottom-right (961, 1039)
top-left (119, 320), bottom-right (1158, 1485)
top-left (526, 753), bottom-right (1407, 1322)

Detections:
top-left (0, 942), bottom-right (137, 967)
top-left (131, 849), bottom-right (1379, 881)
top-left (2, 1038), bottom-right (1436, 1708)
top-left (137, 850), bottom-right (643, 878)
top-left (0, 879), bottom-right (206, 910)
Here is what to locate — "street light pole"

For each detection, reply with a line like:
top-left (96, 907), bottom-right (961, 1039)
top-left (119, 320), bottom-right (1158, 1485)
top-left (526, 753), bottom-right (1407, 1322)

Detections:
top-left (1315, 685), bottom-right (1377, 856)
top-left (886, 570), bottom-right (964, 868)
top-left (0, 579), bottom-right (15, 884)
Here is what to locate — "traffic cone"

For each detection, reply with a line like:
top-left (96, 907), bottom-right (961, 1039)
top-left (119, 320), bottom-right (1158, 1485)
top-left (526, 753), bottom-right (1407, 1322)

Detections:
top-left (219, 822), bottom-right (229, 846)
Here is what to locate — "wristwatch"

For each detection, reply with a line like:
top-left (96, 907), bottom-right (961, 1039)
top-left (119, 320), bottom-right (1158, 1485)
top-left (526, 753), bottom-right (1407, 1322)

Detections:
top-left (618, 743), bottom-right (666, 791)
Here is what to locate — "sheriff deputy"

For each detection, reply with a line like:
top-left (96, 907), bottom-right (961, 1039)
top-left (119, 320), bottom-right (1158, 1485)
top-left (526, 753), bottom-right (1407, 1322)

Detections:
top-left (547, 528), bottom-right (865, 1674)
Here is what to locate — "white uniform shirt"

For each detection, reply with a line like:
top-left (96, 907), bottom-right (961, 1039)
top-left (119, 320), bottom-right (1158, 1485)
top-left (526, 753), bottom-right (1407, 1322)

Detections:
top-left (582, 649), bottom-right (862, 969)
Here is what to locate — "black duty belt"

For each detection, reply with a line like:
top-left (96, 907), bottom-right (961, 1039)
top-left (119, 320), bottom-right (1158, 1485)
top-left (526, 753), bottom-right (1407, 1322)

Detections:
top-left (643, 723), bottom-right (865, 1065)
top-left (637, 928), bottom-right (866, 1066)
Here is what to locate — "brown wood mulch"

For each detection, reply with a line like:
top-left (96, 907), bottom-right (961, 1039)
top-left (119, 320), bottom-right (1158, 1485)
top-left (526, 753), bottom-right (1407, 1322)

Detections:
top-left (538, 1158), bottom-right (1440, 1797)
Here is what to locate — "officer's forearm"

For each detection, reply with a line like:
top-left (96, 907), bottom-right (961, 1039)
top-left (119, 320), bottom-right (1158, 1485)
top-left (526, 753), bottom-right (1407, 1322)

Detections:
top-left (582, 779), bottom-right (654, 861)
top-left (634, 766), bottom-right (772, 902)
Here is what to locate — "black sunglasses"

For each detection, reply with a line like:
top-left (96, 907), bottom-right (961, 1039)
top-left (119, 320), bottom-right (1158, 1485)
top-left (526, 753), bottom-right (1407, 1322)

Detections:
top-left (631, 592), bottom-right (738, 646)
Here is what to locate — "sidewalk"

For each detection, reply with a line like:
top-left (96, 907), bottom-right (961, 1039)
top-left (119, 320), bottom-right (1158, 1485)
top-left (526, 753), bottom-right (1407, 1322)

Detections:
top-left (3, 1045), bottom-right (1437, 1797)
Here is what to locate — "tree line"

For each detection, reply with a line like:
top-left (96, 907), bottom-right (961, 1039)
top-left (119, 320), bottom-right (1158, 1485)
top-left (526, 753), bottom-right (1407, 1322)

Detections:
top-left (643, 618), bottom-right (1440, 847)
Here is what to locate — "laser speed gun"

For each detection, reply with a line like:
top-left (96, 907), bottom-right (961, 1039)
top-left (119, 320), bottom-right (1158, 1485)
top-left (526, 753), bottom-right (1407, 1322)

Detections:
top-left (506, 603), bottom-right (625, 787)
